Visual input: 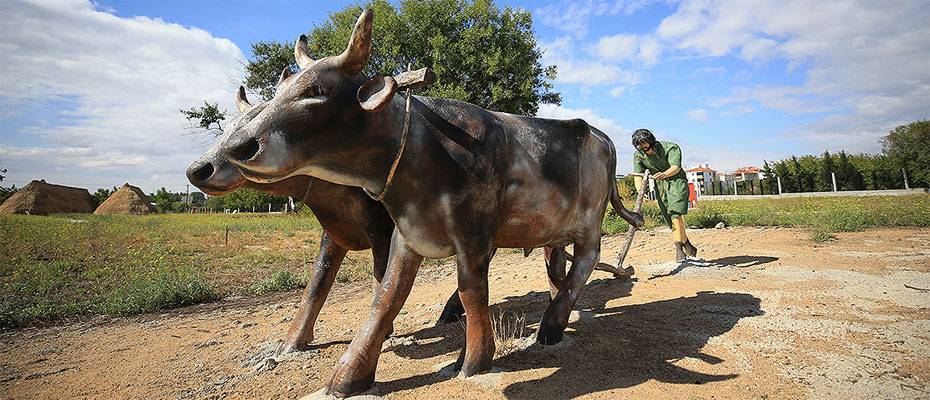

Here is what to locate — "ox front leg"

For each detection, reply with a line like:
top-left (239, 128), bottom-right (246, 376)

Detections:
top-left (279, 231), bottom-right (348, 354)
top-left (456, 247), bottom-right (495, 376)
top-left (537, 240), bottom-right (599, 345)
top-left (326, 229), bottom-right (422, 397)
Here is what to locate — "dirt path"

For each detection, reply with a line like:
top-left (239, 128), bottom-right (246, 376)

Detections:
top-left (2, 227), bottom-right (929, 399)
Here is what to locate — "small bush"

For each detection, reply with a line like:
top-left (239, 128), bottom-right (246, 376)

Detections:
top-left (251, 270), bottom-right (305, 295)
top-left (810, 228), bottom-right (836, 242)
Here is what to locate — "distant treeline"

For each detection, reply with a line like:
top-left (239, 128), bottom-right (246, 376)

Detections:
top-left (203, 188), bottom-right (289, 212)
top-left (759, 120), bottom-right (928, 194)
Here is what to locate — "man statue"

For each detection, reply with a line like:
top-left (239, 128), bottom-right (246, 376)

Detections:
top-left (631, 129), bottom-right (698, 262)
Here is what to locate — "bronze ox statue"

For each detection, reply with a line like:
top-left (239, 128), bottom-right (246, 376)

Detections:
top-left (215, 8), bottom-right (643, 397)
top-left (187, 87), bottom-right (576, 354)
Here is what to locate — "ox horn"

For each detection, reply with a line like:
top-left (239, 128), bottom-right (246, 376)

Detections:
top-left (294, 34), bottom-right (315, 69)
top-left (277, 67), bottom-right (293, 86)
top-left (335, 8), bottom-right (373, 74)
top-left (235, 86), bottom-right (251, 112)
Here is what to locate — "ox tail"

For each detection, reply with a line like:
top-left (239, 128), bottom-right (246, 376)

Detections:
top-left (588, 123), bottom-right (644, 229)
top-left (609, 170), bottom-right (645, 228)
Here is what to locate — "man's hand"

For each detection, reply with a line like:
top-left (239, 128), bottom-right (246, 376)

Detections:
top-left (652, 171), bottom-right (669, 180)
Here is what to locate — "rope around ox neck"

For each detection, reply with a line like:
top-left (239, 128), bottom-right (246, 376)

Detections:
top-left (365, 86), bottom-right (413, 202)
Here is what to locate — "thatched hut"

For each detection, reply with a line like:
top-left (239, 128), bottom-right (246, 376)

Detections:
top-left (0, 180), bottom-right (96, 215)
top-left (94, 183), bottom-right (155, 215)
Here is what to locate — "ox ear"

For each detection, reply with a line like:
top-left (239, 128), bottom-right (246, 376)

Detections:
top-left (357, 75), bottom-right (396, 112)
top-left (235, 86), bottom-right (251, 112)
top-left (336, 9), bottom-right (373, 74)
top-left (277, 67), bottom-right (292, 86)
top-left (294, 34), bottom-right (314, 70)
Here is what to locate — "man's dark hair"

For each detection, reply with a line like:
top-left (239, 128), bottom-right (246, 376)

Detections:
top-left (632, 128), bottom-right (657, 147)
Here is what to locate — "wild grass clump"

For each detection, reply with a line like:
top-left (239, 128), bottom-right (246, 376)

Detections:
top-left (336, 255), bottom-right (373, 283)
top-left (251, 269), bottom-right (305, 295)
top-left (810, 228), bottom-right (836, 243)
top-left (491, 310), bottom-right (527, 357)
top-left (104, 267), bottom-right (217, 316)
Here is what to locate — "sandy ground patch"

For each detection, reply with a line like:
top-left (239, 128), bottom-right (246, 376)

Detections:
top-left (2, 227), bottom-right (928, 399)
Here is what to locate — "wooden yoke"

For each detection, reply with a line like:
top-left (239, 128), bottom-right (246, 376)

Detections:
top-left (393, 67), bottom-right (435, 90)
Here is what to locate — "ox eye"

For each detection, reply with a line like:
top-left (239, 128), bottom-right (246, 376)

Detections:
top-left (306, 85), bottom-right (330, 98)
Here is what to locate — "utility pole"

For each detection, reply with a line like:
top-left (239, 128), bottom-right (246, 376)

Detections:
top-left (903, 168), bottom-right (910, 190)
top-left (733, 180), bottom-right (738, 195)
top-left (777, 176), bottom-right (783, 195)
top-left (831, 172), bottom-right (837, 192)
top-left (186, 184), bottom-right (190, 204)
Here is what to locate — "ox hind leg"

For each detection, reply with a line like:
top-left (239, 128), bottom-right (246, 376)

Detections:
top-left (437, 248), bottom-right (500, 324)
top-left (326, 229), bottom-right (423, 397)
top-left (440, 246), bottom-right (567, 326)
top-left (279, 231), bottom-right (348, 354)
top-left (545, 246), bottom-right (568, 300)
top-left (455, 245), bottom-right (496, 376)
top-left (537, 238), bottom-right (600, 345)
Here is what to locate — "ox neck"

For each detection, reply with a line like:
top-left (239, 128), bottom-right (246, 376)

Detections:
top-left (357, 94), bottom-right (459, 203)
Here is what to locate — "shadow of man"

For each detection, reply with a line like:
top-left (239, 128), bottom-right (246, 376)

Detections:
top-left (378, 289), bottom-right (762, 398)
top-left (498, 291), bottom-right (763, 399)
top-left (389, 277), bottom-right (635, 361)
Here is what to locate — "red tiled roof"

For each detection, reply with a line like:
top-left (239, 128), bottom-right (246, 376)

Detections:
top-left (733, 166), bottom-right (761, 174)
top-left (687, 167), bottom-right (716, 173)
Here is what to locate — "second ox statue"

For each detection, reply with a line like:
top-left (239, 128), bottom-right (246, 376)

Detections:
top-left (219, 9), bottom-right (643, 397)
top-left (186, 85), bottom-right (575, 354)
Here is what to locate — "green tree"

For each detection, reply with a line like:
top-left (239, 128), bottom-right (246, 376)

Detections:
top-left (205, 195), bottom-right (226, 210)
top-left (180, 101), bottom-right (227, 137)
top-left (190, 192), bottom-right (206, 207)
top-left (217, 188), bottom-right (288, 212)
top-left (0, 184), bottom-right (16, 204)
top-left (91, 186), bottom-right (121, 208)
top-left (882, 120), bottom-right (930, 188)
top-left (245, 0), bottom-right (560, 114)
top-left (836, 151), bottom-right (864, 190)
top-left (774, 160), bottom-right (792, 193)
top-left (818, 150), bottom-right (835, 191)
top-left (761, 161), bottom-right (777, 194)
top-left (150, 187), bottom-right (185, 213)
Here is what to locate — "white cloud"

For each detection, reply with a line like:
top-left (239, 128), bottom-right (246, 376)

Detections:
top-left (542, 36), bottom-right (644, 88)
top-left (657, 0), bottom-right (930, 153)
top-left (609, 86), bottom-right (626, 97)
top-left (597, 34), bottom-right (638, 60)
top-left (536, 0), bottom-right (657, 38)
top-left (596, 33), bottom-right (661, 65)
top-left (0, 0), bottom-right (244, 193)
top-left (685, 108), bottom-right (709, 123)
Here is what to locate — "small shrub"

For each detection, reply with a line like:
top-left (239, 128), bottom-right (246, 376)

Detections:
top-left (335, 256), bottom-right (372, 283)
top-left (251, 270), bottom-right (305, 295)
top-left (810, 228), bottom-right (836, 242)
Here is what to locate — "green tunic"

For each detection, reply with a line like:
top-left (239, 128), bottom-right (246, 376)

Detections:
top-left (633, 141), bottom-right (689, 227)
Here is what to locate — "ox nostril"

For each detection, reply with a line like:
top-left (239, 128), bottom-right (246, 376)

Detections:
top-left (230, 138), bottom-right (260, 162)
top-left (190, 162), bottom-right (214, 183)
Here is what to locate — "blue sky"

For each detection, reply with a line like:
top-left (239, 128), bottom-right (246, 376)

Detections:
top-left (2, 0), bottom-right (928, 193)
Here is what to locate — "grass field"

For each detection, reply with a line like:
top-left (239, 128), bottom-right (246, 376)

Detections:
top-left (2, 194), bottom-right (928, 329)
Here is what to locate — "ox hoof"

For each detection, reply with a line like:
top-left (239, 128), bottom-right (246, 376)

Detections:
top-left (436, 309), bottom-right (464, 324)
top-left (278, 340), bottom-right (311, 355)
top-left (536, 326), bottom-right (564, 345)
top-left (327, 357), bottom-right (377, 398)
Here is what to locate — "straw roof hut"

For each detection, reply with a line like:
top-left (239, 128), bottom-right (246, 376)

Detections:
top-left (0, 180), bottom-right (96, 215)
top-left (94, 183), bottom-right (155, 215)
